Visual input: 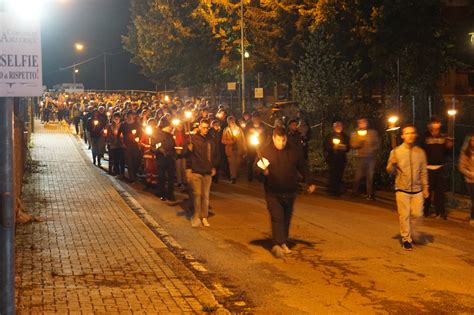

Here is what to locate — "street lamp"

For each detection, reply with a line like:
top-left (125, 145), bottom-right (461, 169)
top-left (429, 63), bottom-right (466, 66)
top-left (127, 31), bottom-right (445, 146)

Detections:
top-left (73, 43), bottom-right (84, 84)
top-left (74, 42), bottom-right (84, 52)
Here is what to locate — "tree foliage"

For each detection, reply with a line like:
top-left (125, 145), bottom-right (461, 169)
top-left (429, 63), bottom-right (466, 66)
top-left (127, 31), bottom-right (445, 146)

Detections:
top-left (294, 0), bottom-right (456, 121)
top-left (122, 0), bottom-right (222, 89)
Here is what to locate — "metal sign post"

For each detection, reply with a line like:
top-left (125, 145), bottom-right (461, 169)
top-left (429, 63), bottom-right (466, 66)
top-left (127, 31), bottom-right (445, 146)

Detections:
top-left (0, 98), bottom-right (15, 315)
top-left (0, 5), bottom-right (43, 313)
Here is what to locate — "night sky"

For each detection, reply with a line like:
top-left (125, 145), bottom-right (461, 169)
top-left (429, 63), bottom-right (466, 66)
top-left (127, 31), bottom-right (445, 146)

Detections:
top-left (41, 0), bottom-right (155, 91)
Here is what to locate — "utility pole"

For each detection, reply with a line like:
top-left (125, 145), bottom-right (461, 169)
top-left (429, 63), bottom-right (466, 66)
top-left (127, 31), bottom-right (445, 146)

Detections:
top-left (104, 53), bottom-right (107, 91)
top-left (0, 97), bottom-right (15, 315)
top-left (240, 0), bottom-right (245, 114)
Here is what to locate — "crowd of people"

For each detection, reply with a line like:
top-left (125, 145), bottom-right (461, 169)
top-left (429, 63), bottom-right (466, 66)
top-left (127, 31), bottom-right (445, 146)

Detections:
top-left (38, 91), bottom-right (474, 257)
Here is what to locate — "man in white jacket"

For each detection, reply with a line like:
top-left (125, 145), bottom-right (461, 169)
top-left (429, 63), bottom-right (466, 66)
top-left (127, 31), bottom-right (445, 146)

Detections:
top-left (386, 124), bottom-right (429, 251)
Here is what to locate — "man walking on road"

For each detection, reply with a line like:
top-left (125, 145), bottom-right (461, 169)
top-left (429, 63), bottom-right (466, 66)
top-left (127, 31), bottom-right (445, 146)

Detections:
top-left (350, 117), bottom-right (380, 200)
top-left (185, 119), bottom-right (219, 227)
top-left (386, 124), bottom-right (429, 251)
top-left (420, 117), bottom-right (453, 219)
top-left (255, 127), bottom-right (316, 258)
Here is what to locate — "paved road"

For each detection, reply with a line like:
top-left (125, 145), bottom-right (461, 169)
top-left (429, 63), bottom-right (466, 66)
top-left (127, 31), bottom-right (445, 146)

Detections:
top-left (16, 122), bottom-right (224, 314)
top-left (120, 172), bottom-right (474, 313)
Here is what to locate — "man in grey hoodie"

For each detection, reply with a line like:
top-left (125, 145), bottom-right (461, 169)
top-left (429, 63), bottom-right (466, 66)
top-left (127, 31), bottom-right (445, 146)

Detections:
top-left (386, 124), bottom-right (429, 251)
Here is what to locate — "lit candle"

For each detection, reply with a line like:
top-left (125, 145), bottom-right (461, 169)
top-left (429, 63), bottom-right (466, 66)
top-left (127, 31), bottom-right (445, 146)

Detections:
top-left (103, 129), bottom-right (107, 135)
top-left (184, 111), bottom-right (192, 120)
top-left (145, 126), bottom-right (153, 136)
top-left (132, 129), bottom-right (137, 135)
top-left (93, 120), bottom-right (99, 126)
top-left (156, 142), bottom-right (162, 149)
top-left (233, 129), bottom-right (239, 137)
top-left (172, 118), bottom-right (181, 126)
top-left (357, 130), bottom-right (367, 137)
top-left (240, 122), bottom-right (246, 129)
top-left (332, 138), bottom-right (341, 145)
top-left (250, 133), bottom-right (260, 146)
top-left (135, 137), bottom-right (140, 143)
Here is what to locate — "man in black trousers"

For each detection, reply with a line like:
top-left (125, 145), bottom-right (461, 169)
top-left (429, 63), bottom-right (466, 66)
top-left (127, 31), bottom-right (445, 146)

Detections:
top-left (421, 116), bottom-right (453, 219)
top-left (154, 116), bottom-right (177, 202)
top-left (323, 120), bottom-right (350, 196)
top-left (118, 111), bottom-right (142, 183)
top-left (255, 127), bottom-right (316, 258)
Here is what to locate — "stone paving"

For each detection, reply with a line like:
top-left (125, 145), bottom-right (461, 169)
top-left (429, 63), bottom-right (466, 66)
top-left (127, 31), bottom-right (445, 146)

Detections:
top-left (15, 122), bottom-right (222, 314)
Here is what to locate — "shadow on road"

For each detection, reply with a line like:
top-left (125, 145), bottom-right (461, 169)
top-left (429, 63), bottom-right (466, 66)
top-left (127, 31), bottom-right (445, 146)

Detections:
top-left (391, 232), bottom-right (435, 246)
top-left (249, 238), bottom-right (316, 251)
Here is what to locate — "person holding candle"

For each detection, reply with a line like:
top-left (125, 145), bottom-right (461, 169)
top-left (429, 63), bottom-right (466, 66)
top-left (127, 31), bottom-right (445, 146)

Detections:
top-left (324, 120), bottom-right (350, 197)
top-left (420, 116), bottom-right (453, 219)
top-left (118, 111), bottom-right (142, 183)
top-left (458, 134), bottom-right (474, 225)
top-left (244, 112), bottom-right (266, 182)
top-left (254, 127), bottom-right (316, 258)
top-left (184, 119), bottom-right (219, 227)
top-left (173, 120), bottom-right (187, 189)
top-left (86, 111), bottom-right (107, 166)
top-left (107, 112), bottom-right (126, 176)
top-left (208, 120), bottom-right (223, 184)
top-left (222, 116), bottom-right (247, 184)
top-left (386, 124), bottom-right (429, 251)
top-left (350, 117), bottom-right (380, 200)
top-left (154, 117), bottom-right (177, 202)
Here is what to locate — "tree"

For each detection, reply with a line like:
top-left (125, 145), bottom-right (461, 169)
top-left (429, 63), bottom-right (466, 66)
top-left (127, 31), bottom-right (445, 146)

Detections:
top-left (122, 0), bottom-right (222, 89)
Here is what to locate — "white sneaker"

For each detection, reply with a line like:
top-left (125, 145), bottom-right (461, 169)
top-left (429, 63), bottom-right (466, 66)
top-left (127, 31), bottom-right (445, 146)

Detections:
top-left (271, 245), bottom-right (285, 258)
top-left (191, 217), bottom-right (201, 227)
top-left (201, 218), bottom-right (210, 227)
top-left (281, 244), bottom-right (292, 254)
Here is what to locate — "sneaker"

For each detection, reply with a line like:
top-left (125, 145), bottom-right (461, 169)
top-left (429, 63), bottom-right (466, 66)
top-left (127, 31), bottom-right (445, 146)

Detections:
top-left (281, 244), bottom-right (292, 254)
top-left (201, 218), bottom-right (210, 227)
top-left (191, 217), bottom-right (201, 227)
top-left (402, 241), bottom-right (413, 251)
top-left (366, 194), bottom-right (375, 201)
top-left (271, 245), bottom-right (285, 258)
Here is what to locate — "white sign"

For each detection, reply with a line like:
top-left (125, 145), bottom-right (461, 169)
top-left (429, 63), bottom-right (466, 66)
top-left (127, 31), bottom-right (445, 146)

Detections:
top-left (254, 87), bottom-right (264, 99)
top-left (0, 11), bottom-right (43, 97)
top-left (227, 82), bottom-right (237, 91)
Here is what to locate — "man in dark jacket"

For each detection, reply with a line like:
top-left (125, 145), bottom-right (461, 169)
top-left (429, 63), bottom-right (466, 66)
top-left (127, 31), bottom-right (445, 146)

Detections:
top-left (184, 119), bottom-right (219, 227)
top-left (86, 111), bottom-right (107, 166)
top-left (154, 116), bottom-right (177, 202)
top-left (117, 111), bottom-right (142, 183)
top-left (255, 127), bottom-right (316, 258)
top-left (208, 120), bottom-right (222, 184)
top-left (323, 120), bottom-right (350, 196)
top-left (420, 116), bottom-right (453, 219)
top-left (245, 112), bottom-right (266, 182)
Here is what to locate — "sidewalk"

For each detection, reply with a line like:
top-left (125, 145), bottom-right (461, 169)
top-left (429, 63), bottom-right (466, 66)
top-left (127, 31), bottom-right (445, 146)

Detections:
top-left (15, 121), bottom-right (223, 314)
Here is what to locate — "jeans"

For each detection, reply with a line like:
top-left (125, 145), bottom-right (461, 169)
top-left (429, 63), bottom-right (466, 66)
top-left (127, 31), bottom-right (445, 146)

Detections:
top-left (353, 156), bottom-right (376, 196)
top-left (157, 156), bottom-right (176, 200)
top-left (175, 158), bottom-right (187, 185)
top-left (227, 151), bottom-right (241, 180)
top-left (190, 173), bottom-right (212, 220)
top-left (468, 183), bottom-right (474, 220)
top-left (424, 168), bottom-right (446, 217)
top-left (124, 146), bottom-right (141, 182)
top-left (396, 191), bottom-right (424, 243)
top-left (328, 158), bottom-right (346, 195)
top-left (109, 148), bottom-right (125, 175)
top-left (265, 193), bottom-right (295, 246)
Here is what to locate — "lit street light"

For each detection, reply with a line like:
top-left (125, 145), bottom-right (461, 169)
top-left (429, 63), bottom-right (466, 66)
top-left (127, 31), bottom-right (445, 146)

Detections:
top-left (75, 43), bottom-right (84, 52)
